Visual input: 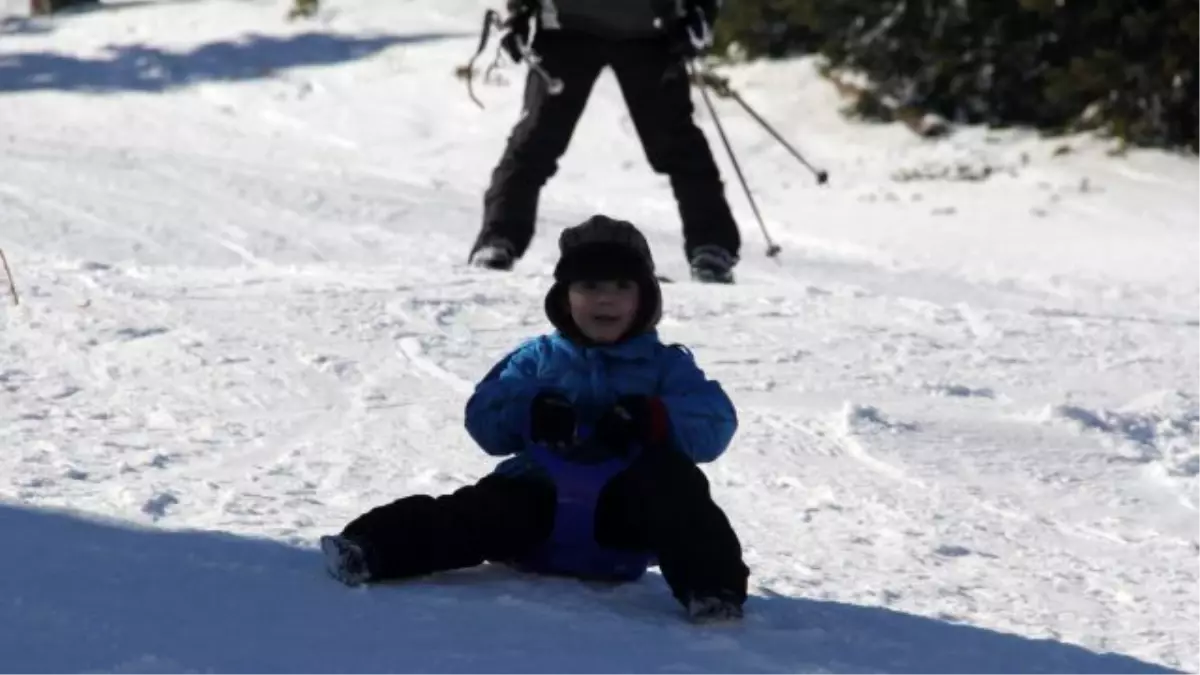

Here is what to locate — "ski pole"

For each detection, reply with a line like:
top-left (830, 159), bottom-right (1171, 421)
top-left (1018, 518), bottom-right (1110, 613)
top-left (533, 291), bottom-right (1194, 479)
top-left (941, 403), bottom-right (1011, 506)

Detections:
top-left (511, 30), bottom-right (564, 95)
top-left (690, 62), bottom-right (781, 258)
top-left (461, 9), bottom-right (501, 108)
top-left (460, 8), bottom-right (563, 109)
top-left (696, 70), bottom-right (828, 185)
top-left (729, 89), bottom-right (827, 184)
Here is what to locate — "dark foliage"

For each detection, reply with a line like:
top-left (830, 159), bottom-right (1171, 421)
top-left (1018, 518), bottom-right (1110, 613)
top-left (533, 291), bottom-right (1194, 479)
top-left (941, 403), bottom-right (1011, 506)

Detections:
top-left (713, 0), bottom-right (1198, 151)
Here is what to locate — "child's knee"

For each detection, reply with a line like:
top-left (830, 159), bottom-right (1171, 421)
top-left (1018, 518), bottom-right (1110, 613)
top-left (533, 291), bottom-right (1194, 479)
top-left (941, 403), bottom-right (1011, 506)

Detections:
top-left (635, 445), bottom-right (713, 497)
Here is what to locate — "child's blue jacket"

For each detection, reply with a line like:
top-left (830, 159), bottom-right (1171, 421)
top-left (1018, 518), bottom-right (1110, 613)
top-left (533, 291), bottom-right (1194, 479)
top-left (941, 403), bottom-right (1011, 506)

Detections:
top-left (464, 331), bottom-right (737, 478)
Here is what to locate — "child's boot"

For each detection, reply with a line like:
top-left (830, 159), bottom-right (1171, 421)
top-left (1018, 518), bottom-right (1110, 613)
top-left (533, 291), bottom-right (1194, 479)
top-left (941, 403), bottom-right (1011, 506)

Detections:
top-left (320, 534), bottom-right (372, 586)
top-left (685, 590), bottom-right (745, 624)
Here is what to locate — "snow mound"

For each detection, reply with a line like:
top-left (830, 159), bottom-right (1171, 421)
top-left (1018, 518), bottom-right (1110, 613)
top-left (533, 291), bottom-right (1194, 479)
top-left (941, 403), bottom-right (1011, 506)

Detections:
top-left (1044, 390), bottom-right (1199, 478)
top-left (841, 402), bottom-right (919, 434)
top-left (921, 382), bottom-right (997, 399)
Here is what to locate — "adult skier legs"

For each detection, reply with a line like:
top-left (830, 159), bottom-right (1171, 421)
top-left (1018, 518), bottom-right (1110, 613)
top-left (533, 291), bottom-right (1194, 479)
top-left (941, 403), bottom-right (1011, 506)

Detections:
top-left (608, 37), bottom-right (740, 281)
top-left (472, 31), bottom-right (606, 270)
top-left (470, 0), bottom-right (741, 282)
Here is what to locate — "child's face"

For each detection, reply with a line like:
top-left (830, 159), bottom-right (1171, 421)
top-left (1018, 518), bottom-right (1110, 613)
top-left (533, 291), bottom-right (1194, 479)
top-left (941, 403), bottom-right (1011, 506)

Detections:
top-left (567, 279), bottom-right (640, 343)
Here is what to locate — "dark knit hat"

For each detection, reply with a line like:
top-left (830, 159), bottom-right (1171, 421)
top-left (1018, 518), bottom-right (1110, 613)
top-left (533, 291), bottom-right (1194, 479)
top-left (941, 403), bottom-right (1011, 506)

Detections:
top-left (545, 215), bottom-right (662, 342)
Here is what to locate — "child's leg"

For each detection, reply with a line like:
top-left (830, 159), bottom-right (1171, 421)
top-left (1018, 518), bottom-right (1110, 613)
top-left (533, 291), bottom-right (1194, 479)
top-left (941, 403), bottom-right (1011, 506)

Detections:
top-left (595, 444), bottom-right (749, 608)
top-left (339, 474), bottom-right (555, 582)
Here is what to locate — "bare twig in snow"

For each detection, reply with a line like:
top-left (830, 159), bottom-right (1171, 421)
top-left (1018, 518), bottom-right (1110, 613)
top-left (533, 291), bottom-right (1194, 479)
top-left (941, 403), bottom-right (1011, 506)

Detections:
top-left (0, 248), bottom-right (19, 306)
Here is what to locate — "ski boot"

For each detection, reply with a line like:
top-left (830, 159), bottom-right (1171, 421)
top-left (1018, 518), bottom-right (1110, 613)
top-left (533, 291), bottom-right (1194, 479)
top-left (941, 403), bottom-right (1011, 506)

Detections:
top-left (689, 245), bottom-right (737, 284)
top-left (469, 240), bottom-right (516, 271)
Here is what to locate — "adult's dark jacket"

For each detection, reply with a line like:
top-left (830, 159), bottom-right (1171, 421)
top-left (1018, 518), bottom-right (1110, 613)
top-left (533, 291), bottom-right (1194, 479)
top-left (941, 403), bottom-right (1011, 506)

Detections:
top-left (534, 0), bottom-right (718, 40)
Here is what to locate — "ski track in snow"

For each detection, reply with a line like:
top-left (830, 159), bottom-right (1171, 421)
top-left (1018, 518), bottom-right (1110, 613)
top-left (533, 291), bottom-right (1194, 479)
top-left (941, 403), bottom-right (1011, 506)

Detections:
top-left (0, 0), bottom-right (1197, 672)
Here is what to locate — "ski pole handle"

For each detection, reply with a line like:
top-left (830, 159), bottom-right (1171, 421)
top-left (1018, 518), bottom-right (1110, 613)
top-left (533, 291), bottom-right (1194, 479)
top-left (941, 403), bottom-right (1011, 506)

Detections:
top-left (521, 49), bottom-right (563, 95)
top-left (539, 69), bottom-right (565, 95)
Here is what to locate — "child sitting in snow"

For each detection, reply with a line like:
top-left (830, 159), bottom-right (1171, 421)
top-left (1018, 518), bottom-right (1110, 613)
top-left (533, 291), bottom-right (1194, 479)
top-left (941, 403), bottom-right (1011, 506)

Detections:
top-left (320, 214), bottom-right (748, 622)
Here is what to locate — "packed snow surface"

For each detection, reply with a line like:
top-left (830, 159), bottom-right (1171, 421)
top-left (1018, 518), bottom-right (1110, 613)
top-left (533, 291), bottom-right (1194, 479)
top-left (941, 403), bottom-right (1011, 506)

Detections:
top-left (1, 0), bottom-right (1196, 671)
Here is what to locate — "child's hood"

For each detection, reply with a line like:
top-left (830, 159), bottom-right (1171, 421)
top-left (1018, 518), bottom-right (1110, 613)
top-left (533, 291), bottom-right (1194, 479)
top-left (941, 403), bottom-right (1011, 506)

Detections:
top-left (544, 215), bottom-right (663, 344)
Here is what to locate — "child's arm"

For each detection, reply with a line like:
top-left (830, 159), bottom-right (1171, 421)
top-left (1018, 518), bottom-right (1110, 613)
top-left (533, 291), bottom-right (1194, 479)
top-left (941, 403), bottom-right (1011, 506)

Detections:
top-left (657, 345), bottom-right (738, 463)
top-left (463, 339), bottom-right (547, 457)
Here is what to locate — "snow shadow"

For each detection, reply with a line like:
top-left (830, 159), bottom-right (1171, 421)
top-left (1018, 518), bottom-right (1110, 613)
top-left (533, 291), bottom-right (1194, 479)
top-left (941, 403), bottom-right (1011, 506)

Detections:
top-left (0, 501), bottom-right (1181, 674)
top-left (0, 30), bottom-right (466, 93)
top-left (39, 0), bottom-right (187, 16)
top-left (747, 589), bottom-right (1181, 674)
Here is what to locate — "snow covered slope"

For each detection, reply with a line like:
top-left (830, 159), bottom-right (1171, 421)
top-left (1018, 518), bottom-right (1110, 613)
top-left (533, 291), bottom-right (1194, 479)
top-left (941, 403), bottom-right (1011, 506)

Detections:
top-left (1, 0), bottom-right (1196, 672)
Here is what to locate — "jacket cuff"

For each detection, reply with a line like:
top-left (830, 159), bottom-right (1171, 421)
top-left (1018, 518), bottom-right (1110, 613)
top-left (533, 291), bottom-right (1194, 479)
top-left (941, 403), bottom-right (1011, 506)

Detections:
top-left (509, 385), bottom-right (545, 443)
top-left (645, 397), bottom-right (670, 445)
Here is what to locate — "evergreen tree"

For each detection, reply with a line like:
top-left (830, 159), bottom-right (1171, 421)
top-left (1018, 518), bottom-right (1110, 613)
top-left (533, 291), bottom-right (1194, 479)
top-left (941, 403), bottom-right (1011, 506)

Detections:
top-left (713, 0), bottom-right (1198, 151)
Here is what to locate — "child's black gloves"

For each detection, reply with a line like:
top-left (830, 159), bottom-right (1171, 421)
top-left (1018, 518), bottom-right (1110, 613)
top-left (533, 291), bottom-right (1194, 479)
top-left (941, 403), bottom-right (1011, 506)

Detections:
top-left (593, 396), bottom-right (670, 455)
top-left (529, 391), bottom-right (576, 448)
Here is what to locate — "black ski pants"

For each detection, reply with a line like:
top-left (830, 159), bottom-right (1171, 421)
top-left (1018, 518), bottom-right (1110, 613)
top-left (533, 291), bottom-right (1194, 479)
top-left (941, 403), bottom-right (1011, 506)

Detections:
top-left (341, 442), bottom-right (749, 607)
top-left (473, 30), bottom-right (742, 261)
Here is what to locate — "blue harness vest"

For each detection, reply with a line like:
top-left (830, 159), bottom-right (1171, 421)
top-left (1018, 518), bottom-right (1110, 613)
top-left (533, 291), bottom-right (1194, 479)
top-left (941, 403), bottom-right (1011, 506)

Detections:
top-left (510, 442), bottom-right (654, 582)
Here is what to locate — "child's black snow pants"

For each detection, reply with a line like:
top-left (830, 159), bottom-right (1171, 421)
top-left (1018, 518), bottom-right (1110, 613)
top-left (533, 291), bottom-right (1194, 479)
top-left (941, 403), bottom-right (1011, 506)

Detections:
top-left (340, 442), bottom-right (749, 607)
top-left (472, 29), bottom-right (742, 262)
